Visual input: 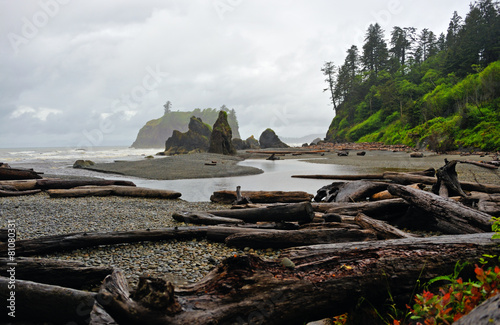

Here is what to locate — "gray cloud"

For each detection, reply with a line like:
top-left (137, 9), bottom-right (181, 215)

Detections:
top-left (0, 0), bottom-right (471, 148)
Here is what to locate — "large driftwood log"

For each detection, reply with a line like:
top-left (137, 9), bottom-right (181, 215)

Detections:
top-left (47, 185), bottom-right (182, 199)
top-left (0, 277), bottom-right (96, 324)
top-left (354, 213), bottom-right (416, 239)
top-left (0, 257), bottom-right (112, 289)
top-left (172, 211), bottom-right (244, 225)
top-left (210, 190), bottom-right (313, 204)
top-left (206, 202), bottom-right (315, 224)
top-left (36, 178), bottom-right (136, 189)
top-left (0, 167), bottom-right (43, 180)
top-left (224, 228), bottom-right (377, 249)
top-left (388, 184), bottom-right (493, 234)
top-left (312, 198), bottom-right (410, 220)
top-left (0, 227), bottom-right (209, 256)
top-left (94, 233), bottom-right (500, 325)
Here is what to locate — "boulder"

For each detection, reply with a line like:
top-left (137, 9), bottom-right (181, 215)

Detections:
top-left (232, 135), bottom-right (261, 150)
top-left (208, 111), bottom-right (236, 155)
top-left (73, 160), bottom-right (95, 168)
top-left (164, 116), bottom-right (212, 155)
top-left (259, 128), bottom-right (289, 149)
top-left (310, 137), bottom-right (322, 145)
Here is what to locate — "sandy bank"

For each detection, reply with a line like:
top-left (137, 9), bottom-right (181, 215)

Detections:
top-left (85, 152), bottom-right (263, 180)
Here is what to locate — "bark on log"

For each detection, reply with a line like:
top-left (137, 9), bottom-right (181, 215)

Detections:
top-left (0, 167), bottom-right (43, 180)
top-left (210, 190), bottom-right (313, 204)
top-left (47, 185), bottom-right (182, 199)
top-left (0, 277), bottom-right (96, 324)
top-left (354, 213), bottom-right (416, 240)
top-left (172, 211), bottom-right (245, 225)
top-left (0, 257), bottom-right (112, 289)
top-left (0, 227), bottom-right (209, 256)
top-left (205, 226), bottom-right (279, 242)
top-left (206, 202), bottom-right (315, 224)
top-left (224, 228), bottom-right (377, 249)
top-left (36, 179), bottom-right (136, 190)
top-left (0, 189), bottom-right (42, 197)
top-left (94, 233), bottom-right (500, 325)
top-left (388, 184), bottom-right (493, 234)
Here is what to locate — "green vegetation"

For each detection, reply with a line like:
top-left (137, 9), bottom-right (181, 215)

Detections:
top-left (323, 0), bottom-right (500, 151)
top-left (132, 105), bottom-right (240, 148)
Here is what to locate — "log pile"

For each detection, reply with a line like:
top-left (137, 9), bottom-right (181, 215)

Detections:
top-left (2, 159), bottom-right (500, 324)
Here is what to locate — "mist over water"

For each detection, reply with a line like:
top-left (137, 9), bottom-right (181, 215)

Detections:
top-left (1, 146), bottom-right (361, 201)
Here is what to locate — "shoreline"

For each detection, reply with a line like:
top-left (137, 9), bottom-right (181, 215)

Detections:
top-left (80, 149), bottom-right (500, 185)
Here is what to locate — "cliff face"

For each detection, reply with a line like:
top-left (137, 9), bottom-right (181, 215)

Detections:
top-left (131, 108), bottom-right (241, 148)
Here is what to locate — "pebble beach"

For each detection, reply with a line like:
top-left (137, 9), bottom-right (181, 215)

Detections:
top-left (0, 193), bottom-right (281, 287)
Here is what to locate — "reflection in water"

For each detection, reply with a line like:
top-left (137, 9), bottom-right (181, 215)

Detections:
top-left (129, 159), bottom-right (372, 202)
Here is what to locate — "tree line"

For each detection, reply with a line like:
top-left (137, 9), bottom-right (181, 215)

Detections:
top-left (322, 0), bottom-right (500, 150)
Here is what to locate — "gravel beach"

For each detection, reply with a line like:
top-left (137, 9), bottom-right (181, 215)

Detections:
top-left (0, 193), bottom-right (281, 287)
top-left (1, 150), bottom-right (498, 290)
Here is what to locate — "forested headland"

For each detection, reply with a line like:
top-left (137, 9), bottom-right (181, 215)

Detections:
top-left (323, 0), bottom-right (500, 152)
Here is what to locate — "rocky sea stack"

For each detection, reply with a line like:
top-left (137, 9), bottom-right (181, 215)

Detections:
top-left (259, 128), bottom-right (289, 149)
top-left (208, 111), bottom-right (236, 155)
top-left (164, 116), bottom-right (212, 155)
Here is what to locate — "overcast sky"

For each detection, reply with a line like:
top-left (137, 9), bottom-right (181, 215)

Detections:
top-left (0, 0), bottom-right (472, 148)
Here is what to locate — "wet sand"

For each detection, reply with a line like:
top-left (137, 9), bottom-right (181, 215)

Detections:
top-left (84, 152), bottom-right (263, 180)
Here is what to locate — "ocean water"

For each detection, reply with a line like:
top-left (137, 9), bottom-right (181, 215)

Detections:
top-left (0, 146), bottom-right (361, 201)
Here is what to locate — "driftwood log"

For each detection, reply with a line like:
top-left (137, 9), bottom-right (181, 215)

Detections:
top-left (0, 257), bottom-right (112, 289)
top-left (432, 159), bottom-right (468, 197)
top-left (0, 189), bottom-right (42, 197)
top-left (453, 294), bottom-right (500, 325)
top-left (91, 233), bottom-right (500, 325)
top-left (354, 213), bottom-right (416, 239)
top-left (206, 202), bottom-right (315, 224)
top-left (388, 184), bottom-right (493, 234)
top-left (47, 185), bottom-right (182, 199)
top-left (0, 277), bottom-right (96, 324)
top-left (0, 167), bottom-right (43, 180)
top-left (224, 228), bottom-right (377, 249)
top-left (383, 172), bottom-right (500, 193)
top-left (292, 168), bottom-right (436, 180)
top-left (312, 198), bottom-right (410, 221)
top-left (210, 190), bottom-right (313, 204)
top-left (36, 178), bottom-right (136, 189)
top-left (172, 212), bottom-right (245, 225)
top-left (467, 192), bottom-right (500, 217)
top-left (0, 227), bottom-right (209, 256)
top-left (0, 179), bottom-right (38, 190)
